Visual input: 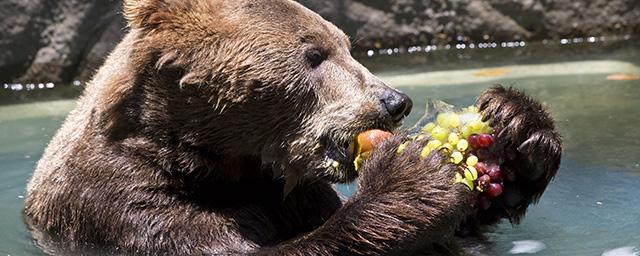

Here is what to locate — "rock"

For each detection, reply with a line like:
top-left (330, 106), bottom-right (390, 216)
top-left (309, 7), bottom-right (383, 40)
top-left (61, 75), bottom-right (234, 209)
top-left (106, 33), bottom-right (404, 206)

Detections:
top-left (0, 0), bottom-right (638, 83)
top-left (339, 0), bottom-right (639, 48)
top-left (75, 16), bottom-right (127, 81)
top-left (0, 0), bottom-right (123, 83)
top-left (0, 0), bottom-right (47, 82)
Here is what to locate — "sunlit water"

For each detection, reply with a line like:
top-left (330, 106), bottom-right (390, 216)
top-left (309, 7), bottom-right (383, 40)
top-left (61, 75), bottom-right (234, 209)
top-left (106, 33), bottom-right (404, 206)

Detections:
top-left (2, 39), bottom-right (640, 255)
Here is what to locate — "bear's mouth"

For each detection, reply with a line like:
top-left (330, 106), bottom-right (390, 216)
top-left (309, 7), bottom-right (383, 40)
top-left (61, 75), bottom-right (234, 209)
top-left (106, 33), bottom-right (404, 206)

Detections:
top-left (320, 128), bottom-right (392, 183)
top-left (321, 138), bottom-right (356, 183)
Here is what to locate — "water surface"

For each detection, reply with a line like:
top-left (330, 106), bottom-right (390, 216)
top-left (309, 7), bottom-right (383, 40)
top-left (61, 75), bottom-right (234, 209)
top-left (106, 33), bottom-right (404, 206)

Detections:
top-left (0, 101), bottom-right (74, 255)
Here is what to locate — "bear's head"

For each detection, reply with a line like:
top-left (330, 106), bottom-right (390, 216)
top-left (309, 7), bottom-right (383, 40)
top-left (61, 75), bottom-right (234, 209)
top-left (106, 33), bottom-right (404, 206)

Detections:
top-left (119, 0), bottom-right (411, 191)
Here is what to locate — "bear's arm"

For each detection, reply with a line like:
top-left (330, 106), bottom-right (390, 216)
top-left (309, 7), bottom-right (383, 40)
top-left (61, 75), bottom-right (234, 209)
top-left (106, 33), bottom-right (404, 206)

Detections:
top-left (258, 138), bottom-right (476, 255)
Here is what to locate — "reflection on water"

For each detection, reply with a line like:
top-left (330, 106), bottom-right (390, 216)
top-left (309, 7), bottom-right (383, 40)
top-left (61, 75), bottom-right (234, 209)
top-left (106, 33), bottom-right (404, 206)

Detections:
top-left (361, 35), bottom-right (632, 59)
top-left (2, 39), bottom-right (640, 255)
top-left (357, 35), bottom-right (640, 79)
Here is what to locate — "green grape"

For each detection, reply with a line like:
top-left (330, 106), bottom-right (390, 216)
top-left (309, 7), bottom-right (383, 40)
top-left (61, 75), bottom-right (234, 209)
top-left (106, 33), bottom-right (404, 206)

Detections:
top-left (468, 119), bottom-right (484, 134)
top-left (431, 126), bottom-right (449, 142)
top-left (481, 122), bottom-right (493, 134)
top-left (420, 145), bottom-right (431, 158)
top-left (455, 173), bottom-right (474, 190)
top-left (451, 151), bottom-right (464, 164)
top-left (444, 113), bottom-right (461, 128)
top-left (436, 113), bottom-right (447, 126)
top-left (455, 173), bottom-right (464, 183)
top-left (466, 155), bottom-right (479, 166)
top-left (440, 143), bottom-right (453, 151)
top-left (422, 122), bottom-right (436, 133)
top-left (397, 141), bottom-right (409, 154)
top-left (463, 167), bottom-right (478, 189)
top-left (448, 133), bottom-right (460, 146)
top-left (456, 139), bottom-right (469, 151)
top-left (465, 166), bottom-right (478, 180)
top-left (426, 140), bottom-right (442, 150)
top-left (461, 125), bottom-right (473, 138)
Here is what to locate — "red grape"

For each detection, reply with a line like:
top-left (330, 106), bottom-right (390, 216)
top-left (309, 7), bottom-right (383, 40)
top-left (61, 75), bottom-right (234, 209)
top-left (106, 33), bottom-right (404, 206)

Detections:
top-left (487, 164), bottom-right (502, 181)
top-left (478, 134), bottom-right (494, 148)
top-left (468, 134), bottom-right (480, 148)
top-left (477, 174), bottom-right (491, 191)
top-left (486, 183), bottom-right (503, 198)
top-left (475, 162), bottom-right (487, 175)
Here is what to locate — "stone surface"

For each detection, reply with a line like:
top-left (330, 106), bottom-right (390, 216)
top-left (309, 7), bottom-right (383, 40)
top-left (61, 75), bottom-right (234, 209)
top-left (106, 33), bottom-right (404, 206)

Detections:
top-left (1, 0), bottom-right (638, 83)
top-left (0, 0), bottom-right (123, 83)
top-left (338, 0), bottom-right (640, 48)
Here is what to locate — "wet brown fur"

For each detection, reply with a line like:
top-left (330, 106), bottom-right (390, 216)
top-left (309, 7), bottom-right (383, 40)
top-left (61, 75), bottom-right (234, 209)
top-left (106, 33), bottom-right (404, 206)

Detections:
top-left (24, 1), bottom-right (561, 255)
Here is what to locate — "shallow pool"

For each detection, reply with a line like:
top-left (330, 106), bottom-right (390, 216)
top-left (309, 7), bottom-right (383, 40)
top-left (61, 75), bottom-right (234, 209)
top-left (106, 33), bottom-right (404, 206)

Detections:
top-left (2, 39), bottom-right (640, 255)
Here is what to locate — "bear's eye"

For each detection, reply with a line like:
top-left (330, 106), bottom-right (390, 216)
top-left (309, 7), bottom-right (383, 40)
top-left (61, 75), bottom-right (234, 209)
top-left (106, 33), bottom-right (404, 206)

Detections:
top-left (305, 48), bottom-right (327, 68)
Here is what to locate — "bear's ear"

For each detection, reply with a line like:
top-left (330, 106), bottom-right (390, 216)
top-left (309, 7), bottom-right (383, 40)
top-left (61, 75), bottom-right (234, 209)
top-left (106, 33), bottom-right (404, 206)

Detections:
top-left (123, 0), bottom-right (175, 29)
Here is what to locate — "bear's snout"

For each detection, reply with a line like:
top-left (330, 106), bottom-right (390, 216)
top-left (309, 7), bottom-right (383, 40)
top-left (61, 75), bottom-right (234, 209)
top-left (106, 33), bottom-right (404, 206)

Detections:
top-left (380, 89), bottom-right (413, 124)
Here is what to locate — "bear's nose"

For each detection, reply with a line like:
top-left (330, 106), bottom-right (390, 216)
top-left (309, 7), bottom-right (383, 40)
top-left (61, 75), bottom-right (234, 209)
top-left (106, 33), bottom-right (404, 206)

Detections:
top-left (381, 90), bottom-right (413, 123)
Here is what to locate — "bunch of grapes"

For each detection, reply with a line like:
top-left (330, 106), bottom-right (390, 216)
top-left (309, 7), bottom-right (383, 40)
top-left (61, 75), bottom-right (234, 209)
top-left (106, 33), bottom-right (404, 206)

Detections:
top-left (397, 106), bottom-right (509, 208)
top-left (352, 102), bottom-right (512, 209)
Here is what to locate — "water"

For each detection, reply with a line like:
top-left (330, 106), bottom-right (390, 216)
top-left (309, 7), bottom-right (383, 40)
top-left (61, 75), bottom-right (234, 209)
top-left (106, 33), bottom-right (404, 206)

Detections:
top-left (0, 101), bottom-right (75, 255)
top-left (2, 39), bottom-right (640, 255)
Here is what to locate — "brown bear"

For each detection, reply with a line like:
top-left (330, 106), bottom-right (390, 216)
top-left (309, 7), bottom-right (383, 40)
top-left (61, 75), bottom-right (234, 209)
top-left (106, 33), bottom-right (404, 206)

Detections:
top-left (24, 0), bottom-right (561, 255)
